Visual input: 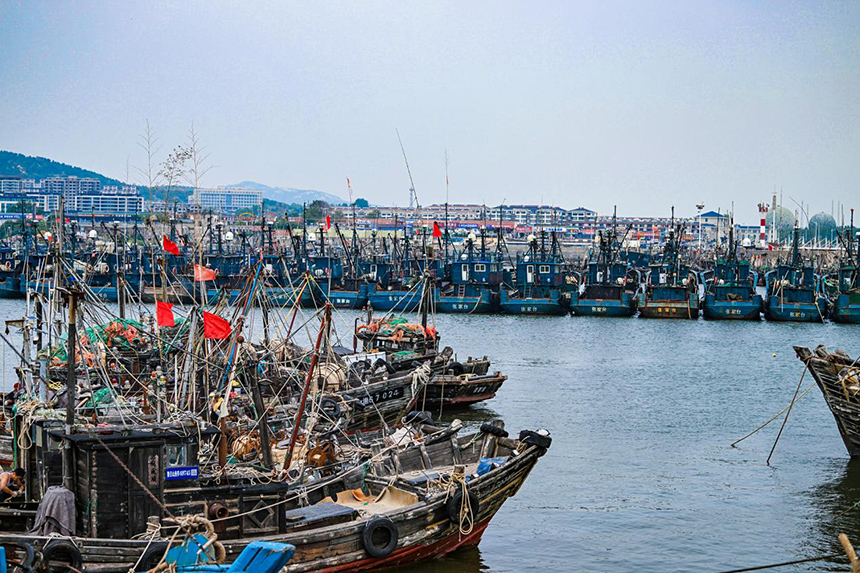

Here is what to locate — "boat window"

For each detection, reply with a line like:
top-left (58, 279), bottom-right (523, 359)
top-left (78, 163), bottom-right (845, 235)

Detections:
top-left (165, 444), bottom-right (188, 467)
top-left (539, 265), bottom-right (550, 274)
top-left (474, 264), bottom-right (486, 272)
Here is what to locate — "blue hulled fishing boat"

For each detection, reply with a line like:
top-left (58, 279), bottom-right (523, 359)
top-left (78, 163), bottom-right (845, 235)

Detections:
top-left (499, 231), bottom-right (575, 315)
top-left (701, 224), bottom-right (763, 320)
top-left (764, 227), bottom-right (828, 322)
top-left (829, 218), bottom-right (860, 324)
top-left (368, 228), bottom-right (427, 312)
top-left (638, 212), bottom-right (699, 319)
top-left (435, 228), bottom-right (501, 313)
top-left (570, 211), bottom-right (639, 317)
top-left (321, 213), bottom-right (374, 309)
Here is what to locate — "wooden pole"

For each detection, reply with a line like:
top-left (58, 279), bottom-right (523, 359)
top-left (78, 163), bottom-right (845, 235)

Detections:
top-left (283, 303), bottom-right (330, 473)
top-left (250, 362), bottom-right (273, 469)
top-left (62, 289), bottom-right (79, 491)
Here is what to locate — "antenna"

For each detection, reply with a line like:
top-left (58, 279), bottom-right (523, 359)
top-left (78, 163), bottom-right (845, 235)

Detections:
top-left (396, 129), bottom-right (418, 211)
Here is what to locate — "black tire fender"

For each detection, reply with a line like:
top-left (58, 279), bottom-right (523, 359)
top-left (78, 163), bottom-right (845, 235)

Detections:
top-left (480, 422), bottom-right (509, 438)
top-left (40, 539), bottom-right (82, 573)
top-left (319, 396), bottom-right (342, 420)
top-left (134, 541), bottom-right (169, 572)
top-left (447, 488), bottom-right (480, 523)
top-left (362, 516), bottom-right (398, 558)
top-left (447, 361), bottom-right (465, 376)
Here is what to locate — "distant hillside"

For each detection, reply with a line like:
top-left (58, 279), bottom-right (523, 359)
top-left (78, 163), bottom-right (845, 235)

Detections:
top-left (0, 150), bottom-right (127, 187)
top-left (228, 180), bottom-right (345, 205)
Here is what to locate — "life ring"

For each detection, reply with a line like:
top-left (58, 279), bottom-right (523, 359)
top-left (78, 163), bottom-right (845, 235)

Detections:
top-left (446, 488), bottom-right (480, 524)
top-left (362, 516), bottom-right (398, 558)
top-left (135, 541), bottom-right (169, 572)
top-left (40, 539), bottom-right (83, 573)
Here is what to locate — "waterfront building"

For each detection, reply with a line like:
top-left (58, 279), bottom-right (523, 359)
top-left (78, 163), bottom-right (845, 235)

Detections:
top-left (192, 187), bottom-right (263, 213)
top-left (41, 175), bottom-right (101, 204)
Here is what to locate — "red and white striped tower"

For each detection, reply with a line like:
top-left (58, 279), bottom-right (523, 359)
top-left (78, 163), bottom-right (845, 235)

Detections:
top-left (757, 202), bottom-right (768, 248)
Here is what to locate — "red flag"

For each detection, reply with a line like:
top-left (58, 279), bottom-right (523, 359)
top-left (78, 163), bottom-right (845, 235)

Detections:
top-left (156, 301), bottom-right (175, 327)
top-left (202, 311), bottom-right (231, 339)
top-left (432, 221), bottom-right (442, 238)
top-left (163, 236), bottom-right (180, 255)
top-left (194, 264), bottom-right (216, 282)
top-left (326, 215), bottom-right (331, 230)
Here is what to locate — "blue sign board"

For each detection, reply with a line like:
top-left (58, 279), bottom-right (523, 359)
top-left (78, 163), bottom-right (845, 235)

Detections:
top-left (165, 466), bottom-right (199, 480)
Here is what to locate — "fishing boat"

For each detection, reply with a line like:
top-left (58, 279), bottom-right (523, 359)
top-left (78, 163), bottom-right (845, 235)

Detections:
top-left (794, 346), bottom-right (860, 456)
top-left (828, 218), bottom-right (860, 324)
top-left (764, 227), bottom-right (828, 322)
top-left (569, 210), bottom-right (639, 317)
top-left (0, 415), bottom-right (550, 573)
top-left (499, 231), bottom-right (575, 315)
top-left (434, 228), bottom-right (501, 314)
top-left (638, 212), bottom-right (700, 319)
top-left (701, 223), bottom-right (763, 320)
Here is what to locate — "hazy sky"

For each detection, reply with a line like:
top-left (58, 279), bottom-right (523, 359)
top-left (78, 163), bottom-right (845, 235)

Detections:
top-left (1, 1), bottom-right (858, 222)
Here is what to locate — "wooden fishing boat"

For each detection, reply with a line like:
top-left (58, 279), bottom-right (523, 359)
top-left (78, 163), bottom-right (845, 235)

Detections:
top-left (0, 419), bottom-right (551, 573)
top-left (794, 346), bottom-right (860, 456)
top-left (420, 371), bottom-right (507, 407)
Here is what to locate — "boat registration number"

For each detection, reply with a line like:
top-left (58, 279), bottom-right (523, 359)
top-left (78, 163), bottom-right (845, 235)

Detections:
top-left (590, 306), bottom-right (607, 313)
top-left (355, 387), bottom-right (405, 409)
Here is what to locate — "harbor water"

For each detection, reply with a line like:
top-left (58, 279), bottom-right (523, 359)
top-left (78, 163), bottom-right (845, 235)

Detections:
top-left (2, 299), bottom-right (859, 572)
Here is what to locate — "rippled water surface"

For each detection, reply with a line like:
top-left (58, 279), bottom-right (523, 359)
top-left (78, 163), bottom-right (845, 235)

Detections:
top-left (2, 299), bottom-right (859, 572)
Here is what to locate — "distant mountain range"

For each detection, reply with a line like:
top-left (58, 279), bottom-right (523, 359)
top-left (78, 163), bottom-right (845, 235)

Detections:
top-left (0, 151), bottom-right (347, 205)
top-left (227, 181), bottom-right (345, 205)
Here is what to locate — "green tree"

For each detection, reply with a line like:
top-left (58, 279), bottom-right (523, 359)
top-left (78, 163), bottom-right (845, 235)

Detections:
top-left (354, 198), bottom-right (369, 208)
top-left (305, 200), bottom-right (328, 223)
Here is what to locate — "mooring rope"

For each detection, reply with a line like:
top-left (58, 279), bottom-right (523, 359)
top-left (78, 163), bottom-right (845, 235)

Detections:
top-left (717, 553), bottom-right (843, 573)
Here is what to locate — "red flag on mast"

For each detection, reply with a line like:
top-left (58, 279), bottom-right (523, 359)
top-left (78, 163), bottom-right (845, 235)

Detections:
top-left (432, 221), bottom-right (443, 238)
top-left (163, 236), bottom-right (180, 255)
top-left (325, 215), bottom-right (331, 230)
top-left (194, 264), bottom-right (216, 282)
top-left (202, 311), bottom-right (231, 339)
top-left (156, 301), bottom-right (175, 327)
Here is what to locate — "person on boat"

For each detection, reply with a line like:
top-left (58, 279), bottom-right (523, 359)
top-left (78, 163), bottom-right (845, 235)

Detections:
top-left (0, 467), bottom-right (25, 498)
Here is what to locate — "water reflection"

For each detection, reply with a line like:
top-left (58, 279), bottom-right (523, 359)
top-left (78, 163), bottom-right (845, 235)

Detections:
top-left (391, 546), bottom-right (489, 573)
top-left (805, 459), bottom-right (860, 571)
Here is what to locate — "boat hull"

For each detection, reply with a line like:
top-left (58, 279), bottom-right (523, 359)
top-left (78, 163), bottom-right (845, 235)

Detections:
top-left (434, 288), bottom-right (496, 313)
top-left (795, 346), bottom-right (860, 456)
top-left (701, 295), bottom-right (763, 320)
top-left (422, 373), bottom-right (507, 407)
top-left (764, 299), bottom-right (827, 322)
top-left (0, 276), bottom-right (22, 299)
top-left (569, 294), bottom-right (637, 317)
top-left (369, 288), bottom-right (423, 312)
top-left (638, 299), bottom-right (699, 319)
top-left (831, 294), bottom-right (860, 324)
top-left (326, 284), bottom-right (372, 309)
top-left (499, 290), bottom-right (568, 315)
